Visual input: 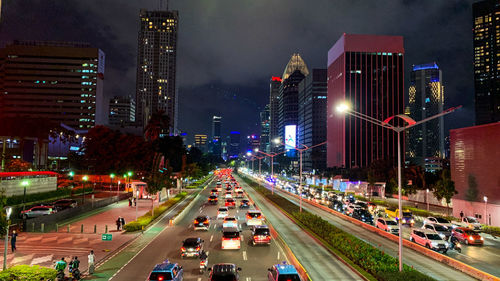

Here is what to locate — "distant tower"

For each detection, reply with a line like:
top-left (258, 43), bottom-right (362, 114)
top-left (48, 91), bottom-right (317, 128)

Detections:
top-left (407, 63), bottom-right (445, 170)
top-left (269, 76), bottom-right (281, 152)
top-left (136, 8), bottom-right (179, 133)
top-left (260, 105), bottom-right (270, 152)
top-left (211, 116), bottom-right (222, 156)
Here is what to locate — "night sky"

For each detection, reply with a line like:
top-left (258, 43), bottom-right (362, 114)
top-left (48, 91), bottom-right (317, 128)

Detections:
top-left (0, 0), bottom-right (475, 144)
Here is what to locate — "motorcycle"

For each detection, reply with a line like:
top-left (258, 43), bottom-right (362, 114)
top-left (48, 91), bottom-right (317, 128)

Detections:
top-left (448, 237), bottom-right (462, 253)
top-left (72, 268), bottom-right (81, 280)
top-left (200, 257), bottom-right (208, 274)
top-left (56, 270), bottom-right (65, 281)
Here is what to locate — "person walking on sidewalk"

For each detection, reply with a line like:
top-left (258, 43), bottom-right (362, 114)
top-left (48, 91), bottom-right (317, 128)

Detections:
top-left (133, 197), bottom-right (137, 206)
top-left (128, 198), bottom-right (132, 207)
top-left (120, 217), bottom-right (125, 229)
top-left (116, 217), bottom-right (121, 231)
top-left (88, 250), bottom-right (95, 275)
top-left (11, 230), bottom-right (17, 252)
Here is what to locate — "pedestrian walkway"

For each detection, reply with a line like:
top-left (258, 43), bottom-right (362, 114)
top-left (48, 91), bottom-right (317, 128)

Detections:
top-left (0, 198), bottom-right (153, 274)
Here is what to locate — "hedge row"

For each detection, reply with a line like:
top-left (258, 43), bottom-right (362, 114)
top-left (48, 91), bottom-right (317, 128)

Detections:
top-left (482, 225), bottom-right (500, 237)
top-left (239, 174), bottom-right (436, 281)
top-left (6, 187), bottom-right (94, 206)
top-left (185, 175), bottom-right (212, 189)
top-left (0, 265), bottom-right (56, 281)
top-left (123, 192), bottom-right (187, 232)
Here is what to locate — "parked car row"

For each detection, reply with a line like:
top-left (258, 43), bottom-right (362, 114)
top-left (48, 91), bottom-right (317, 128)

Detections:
top-left (20, 198), bottom-right (78, 219)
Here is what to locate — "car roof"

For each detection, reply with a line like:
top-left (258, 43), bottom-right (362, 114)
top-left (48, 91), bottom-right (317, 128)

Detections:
top-left (212, 263), bottom-right (236, 273)
top-left (418, 229), bottom-right (438, 234)
top-left (247, 210), bottom-right (261, 213)
top-left (274, 262), bottom-right (299, 274)
top-left (152, 261), bottom-right (176, 272)
top-left (184, 237), bottom-right (201, 244)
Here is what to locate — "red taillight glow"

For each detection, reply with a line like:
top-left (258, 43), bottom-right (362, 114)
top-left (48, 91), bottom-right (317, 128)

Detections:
top-left (196, 246), bottom-right (200, 251)
top-left (181, 247), bottom-right (186, 251)
top-left (158, 277), bottom-right (164, 281)
top-left (194, 220), bottom-right (199, 224)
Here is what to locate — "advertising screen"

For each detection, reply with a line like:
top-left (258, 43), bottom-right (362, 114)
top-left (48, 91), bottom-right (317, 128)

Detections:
top-left (284, 125), bottom-right (296, 150)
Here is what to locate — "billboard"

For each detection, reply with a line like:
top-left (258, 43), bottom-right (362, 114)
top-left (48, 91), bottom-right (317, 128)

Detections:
top-left (285, 125), bottom-right (296, 150)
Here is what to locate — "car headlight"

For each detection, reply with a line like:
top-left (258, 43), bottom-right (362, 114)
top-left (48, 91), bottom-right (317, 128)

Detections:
top-left (402, 219), bottom-right (406, 224)
top-left (480, 237), bottom-right (484, 241)
top-left (439, 233), bottom-right (446, 239)
top-left (410, 219), bottom-right (415, 224)
top-left (469, 236), bottom-right (474, 241)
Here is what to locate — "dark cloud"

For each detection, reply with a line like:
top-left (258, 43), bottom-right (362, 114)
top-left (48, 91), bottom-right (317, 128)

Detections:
top-left (0, 0), bottom-right (474, 142)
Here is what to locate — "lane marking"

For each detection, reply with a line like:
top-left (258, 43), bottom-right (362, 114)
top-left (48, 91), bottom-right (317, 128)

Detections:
top-left (277, 251), bottom-right (280, 260)
top-left (242, 250), bottom-right (247, 261)
top-left (198, 278), bottom-right (201, 281)
top-left (30, 254), bottom-right (53, 265)
top-left (246, 277), bottom-right (251, 281)
top-left (210, 235), bottom-right (214, 242)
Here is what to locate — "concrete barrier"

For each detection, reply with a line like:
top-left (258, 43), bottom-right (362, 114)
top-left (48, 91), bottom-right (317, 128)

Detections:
top-left (250, 176), bottom-right (499, 281)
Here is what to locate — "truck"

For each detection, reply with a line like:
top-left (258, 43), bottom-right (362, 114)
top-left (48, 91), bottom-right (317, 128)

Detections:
top-left (385, 208), bottom-right (415, 226)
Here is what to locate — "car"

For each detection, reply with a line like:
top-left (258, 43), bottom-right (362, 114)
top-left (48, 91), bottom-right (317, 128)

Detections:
top-left (210, 189), bottom-right (219, 196)
top-left (235, 190), bottom-right (244, 198)
top-left (251, 225), bottom-right (271, 246)
top-left (376, 218), bottom-right (399, 235)
top-left (225, 198), bottom-right (236, 208)
top-left (224, 192), bottom-right (233, 199)
top-left (355, 202), bottom-right (368, 210)
top-left (52, 199), bottom-right (78, 210)
top-left (148, 260), bottom-right (183, 281)
top-left (246, 210), bottom-right (264, 226)
top-left (461, 216), bottom-right (483, 231)
top-left (20, 206), bottom-right (56, 219)
top-left (268, 261), bottom-right (302, 281)
top-left (208, 195), bottom-right (218, 205)
top-left (345, 203), bottom-right (360, 216)
top-left (239, 199), bottom-right (251, 208)
top-left (234, 186), bottom-right (243, 193)
top-left (410, 229), bottom-right (448, 253)
top-left (366, 202), bottom-right (377, 213)
top-left (217, 207), bottom-right (229, 219)
top-left (193, 216), bottom-right (210, 231)
top-left (181, 237), bottom-right (204, 258)
top-left (352, 209), bottom-right (373, 224)
top-left (209, 263), bottom-right (241, 281)
top-left (422, 223), bottom-right (451, 240)
top-left (329, 200), bottom-right (344, 213)
top-left (451, 227), bottom-right (484, 245)
top-left (221, 227), bottom-right (241, 250)
top-left (223, 216), bottom-right (239, 228)
top-left (422, 217), bottom-right (453, 229)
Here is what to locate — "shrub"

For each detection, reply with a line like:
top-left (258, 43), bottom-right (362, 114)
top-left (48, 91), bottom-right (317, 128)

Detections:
top-left (0, 265), bottom-right (56, 281)
top-left (482, 225), bottom-right (500, 237)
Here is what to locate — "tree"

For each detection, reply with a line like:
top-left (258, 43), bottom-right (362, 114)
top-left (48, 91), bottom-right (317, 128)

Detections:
top-left (5, 159), bottom-right (31, 172)
top-left (144, 111), bottom-right (170, 142)
top-left (433, 169), bottom-right (457, 215)
top-left (465, 174), bottom-right (479, 202)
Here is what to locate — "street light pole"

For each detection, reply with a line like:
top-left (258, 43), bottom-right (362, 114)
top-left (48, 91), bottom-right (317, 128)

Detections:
top-left (21, 180), bottom-right (29, 212)
top-left (484, 196), bottom-right (488, 225)
top-left (426, 189), bottom-right (430, 212)
top-left (82, 176), bottom-right (88, 204)
top-left (136, 190), bottom-right (139, 221)
top-left (3, 207), bottom-right (12, 270)
top-left (335, 102), bottom-right (461, 272)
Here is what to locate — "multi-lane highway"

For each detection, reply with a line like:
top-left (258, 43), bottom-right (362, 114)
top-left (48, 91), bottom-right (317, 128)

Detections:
top-left (242, 173), bottom-right (477, 281)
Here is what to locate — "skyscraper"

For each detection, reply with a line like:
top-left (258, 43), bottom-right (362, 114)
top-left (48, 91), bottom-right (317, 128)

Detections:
top-left (194, 134), bottom-right (208, 153)
top-left (211, 116), bottom-right (222, 156)
top-left (278, 54), bottom-right (309, 153)
top-left (0, 41), bottom-right (106, 129)
top-left (136, 9), bottom-right (178, 132)
top-left (229, 131), bottom-right (241, 159)
top-left (407, 63), bottom-right (445, 170)
top-left (269, 76), bottom-right (281, 151)
top-left (298, 69), bottom-right (327, 172)
top-left (473, 0), bottom-right (500, 125)
top-left (109, 96), bottom-right (136, 127)
top-left (327, 34), bottom-right (405, 168)
top-left (260, 104), bottom-right (270, 152)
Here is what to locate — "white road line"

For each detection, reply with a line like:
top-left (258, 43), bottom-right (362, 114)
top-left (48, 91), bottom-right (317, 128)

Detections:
top-left (30, 254), bottom-right (53, 265)
top-left (240, 235), bottom-right (244, 242)
top-left (242, 250), bottom-right (247, 261)
top-left (210, 235), bottom-right (214, 242)
top-left (246, 277), bottom-right (251, 281)
top-left (198, 278), bottom-right (202, 281)
top-left (277, 251), bottom-right (280, 260)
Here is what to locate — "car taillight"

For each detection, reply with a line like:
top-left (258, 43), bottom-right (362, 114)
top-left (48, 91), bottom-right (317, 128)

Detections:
top-left (257, 215), bottom-right (262, 219)
top-left (223, 237), bottom-right (230, 241)
top-left (246, 215), bottom-right (252, 219)
top-left (181, 247), bottom-right (186, 251)
top-left (158, 277), bottom-right (164, 281)
top-left (196, 246), bottom-right (200, 251)
top-left (194, 220), bottom-right (199, 224)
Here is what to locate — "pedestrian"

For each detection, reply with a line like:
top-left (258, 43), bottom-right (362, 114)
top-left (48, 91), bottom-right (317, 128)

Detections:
top-left (11, 230), bottom-right (17, 252)
top-left (116, 217), bottom-right (121, 231)
top-left (460, 211), bottom-right (464, 220)
top-left (133, 197), bottom-right (137, 206)
top-left (128, 198), bottom-right (132, 207)
top-left (120, 217), bottom-right (125, 228)
top-left (88, 250), bottom-right (95, 275)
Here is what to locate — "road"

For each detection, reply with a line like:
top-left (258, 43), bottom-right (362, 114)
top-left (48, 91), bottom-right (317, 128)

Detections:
top-left (246, 174), bottom-right (477, 281)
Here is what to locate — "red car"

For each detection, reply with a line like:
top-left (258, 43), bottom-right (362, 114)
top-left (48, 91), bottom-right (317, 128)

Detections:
top-left (251, 225), bottom-right (271, 246)
top-left (452, 227), bottom-right (484, 245)
top-left (225, 198), bottom-right (236, 208)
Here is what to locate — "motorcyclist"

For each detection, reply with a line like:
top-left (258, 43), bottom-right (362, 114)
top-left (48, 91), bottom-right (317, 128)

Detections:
top-left (199, 250), bottom-right (208, 261)
top-left (55, 257), bottom-right (67, 280)
top-left (70, 256), bottom-right (80, 280)
top-left (199, 250), bottom-right (208, 273)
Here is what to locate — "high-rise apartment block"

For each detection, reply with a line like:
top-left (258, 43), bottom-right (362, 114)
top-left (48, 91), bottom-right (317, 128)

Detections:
top-left (228, 131), bottom-right (241, 159)
top-left (260, 104), bottom-right (270, 152)
top-left (194, 134), bottom-right (208, 153)
top-left (269, 76), bottom-right (281, 151)
top-left (298, 69), bottom-right (327, 172)
top-left (136, 9), bottom-right (178, 132)
top-left (473, 0), bottom-right (500, 125)
top-left (327, 34), bottom-right (405, 168)
top-left (109, 96), bottom-right (136, 127)
top-left (407, 63), bottom-right (445, 170)
top-left (0, 41), bottom-right (106, 129)
top-left (211, 116), bottom-right (222, 156)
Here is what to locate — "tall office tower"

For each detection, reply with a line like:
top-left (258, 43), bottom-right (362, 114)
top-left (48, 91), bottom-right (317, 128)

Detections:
top-left (278, 54), bottom-right (309, 153)
top-left (194, 134), bottom-right (208, 153)
top-left (211, 116), bottom-right (222, 156)
top-left (298, 69), bottom-right (327, 172)
top-left (269, 76), bottom-right (282, 151)
top-left (473, 0), bottom-right (500, 125)
top-left (407, 63), bottom-right (445, 170)
top-left (109, 96), bottom-right (136, 126)
top-left (259, 104), bottom-right (270, 152)
top-left (0, 41), bottom-right (106, 129)
top-left (136, 9), bottom-right (179, 132)
top-left (327, 34), bottom-right (405, 168)
top-left (229, 131), bottom-right (241, 159)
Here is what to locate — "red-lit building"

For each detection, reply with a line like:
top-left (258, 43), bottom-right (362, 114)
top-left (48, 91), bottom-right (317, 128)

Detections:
top-left (327, 34), bottom-right (405, 168)
top-left (451, 122), bottom-right (500, 226)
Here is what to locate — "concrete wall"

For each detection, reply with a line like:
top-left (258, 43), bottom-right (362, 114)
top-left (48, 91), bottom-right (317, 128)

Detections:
top-left (0, 176), bottom-right (57, 197)
top-left (453, 198), bottom-right (499, 226)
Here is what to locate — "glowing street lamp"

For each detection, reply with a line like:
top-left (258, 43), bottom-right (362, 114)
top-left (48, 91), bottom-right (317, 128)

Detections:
top-left (82, 176), bottom-right (88, 203)
top-left (110, 173), bottom-right (115, 192)
top-left (21, 180), bottom-right (29, 211)
top-left (484, 196), bottom-right (488, 225)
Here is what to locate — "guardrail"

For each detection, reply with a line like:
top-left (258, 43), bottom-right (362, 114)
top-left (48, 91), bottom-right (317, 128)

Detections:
top-left (248, 174), bottom-right (499, 281)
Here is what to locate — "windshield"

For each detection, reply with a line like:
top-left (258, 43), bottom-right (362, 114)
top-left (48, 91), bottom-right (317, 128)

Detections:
top-left (223, 231), bottom-right (240, 238)
top-left (403, 212), bottom-right (412, 217)
top-left (464, 230), bottom-right (477, 235)
top-left (435, 218), bottom-right (450, 223)
top-left (183, 240), bottom-right (199, 247)
top-left (196, 217), bottom-right (207, 222)
top-left (247, 212), bottom-right (261, 218)
top-left (278, 274), bottom-right (301, 281)
top-left (225, 218), bottom-right (236, 221)
top-left (426, 234), bottom-right (442, 240)
top-left (386, 220), bottom-right (397, 225)
top-left (218, 208), bottom-right (227, 212)
top-left (254, 228), bottom-right (270, 236)
top-left (434, 225), bottom-right (448, 231)
top-left (467, 217), bottom-right (479, 223)
top-left (149, 272), bottom-right (173, 280)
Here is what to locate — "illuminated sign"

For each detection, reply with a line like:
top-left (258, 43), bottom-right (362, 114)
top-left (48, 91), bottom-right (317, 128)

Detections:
top-left (284, 125), bottom-right (296, 150)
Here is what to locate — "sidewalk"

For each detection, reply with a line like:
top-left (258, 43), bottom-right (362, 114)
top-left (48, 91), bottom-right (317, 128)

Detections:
top-left (0, 198), bottom-right (153, 274)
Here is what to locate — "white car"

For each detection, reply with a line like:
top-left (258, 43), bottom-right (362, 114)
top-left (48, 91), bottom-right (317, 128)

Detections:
top-left (246, 210), bottom-right (264, 226)
top-left (225, 192), bottom-right (233, 199)
top-left (423, 217), bottom-right (453, 229)
top-left (221, 227), bottom-right (241, 250)
top-left (217, 207), bottom-right (229, 219)
top-left (235, 191), bottom-right (244, 198)
top-left (223, 216), bottom-right (239, 228)
top-left (410, 229), bottom-right (449, 253)
top-left (459, 216), bottom-right (483, 231)
top-left (376, 218), bottom-right (399, 235)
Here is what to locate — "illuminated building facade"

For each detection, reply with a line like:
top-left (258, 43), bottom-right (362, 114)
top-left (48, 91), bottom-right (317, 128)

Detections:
top-left (327, 34), bottom-right (405, 168)
top-left (407, 63), bottom-right (444, 170)
top-left (211, 116), bottom-right (222, 156)
top-left (136, 9), bottom-right (178, 132)
top-left (259, 104), bottom-right (270, 152)
top-left (0, 41), bottom-right (106, 129)
top-left (228, 131), bottom-right (241, 159)
top-left (473, 0), bottom-right (500, 125)
top-left (269, 76), bottom-right (281, 151)
top-left (109, 96), bottom-right (136, 127)
top-left (194, 134), bottom-right (208, 153)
